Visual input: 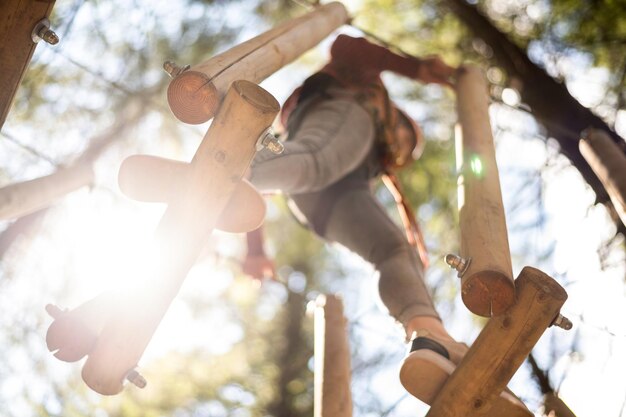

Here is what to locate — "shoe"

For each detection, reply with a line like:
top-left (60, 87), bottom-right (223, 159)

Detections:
top-left (399, 331), bottom-right (533, 416)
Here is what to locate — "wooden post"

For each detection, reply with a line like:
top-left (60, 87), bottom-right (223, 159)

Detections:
top-left (167, 1), bottom-right (348, 124)
top-left (81, 80), bottom-right (279, 395)
top-left (455, 65), bottom-right (515, 317)
top-left (426, 266), bottom-right (568, 417)
top-left (579, 128), bottom-right (626, 227)
top-left (0, 163), bottom-right (94, 220)
top-left (0, 0), bottom-right (57, 129)
top-left (314, 294), bottom-right (353, 417)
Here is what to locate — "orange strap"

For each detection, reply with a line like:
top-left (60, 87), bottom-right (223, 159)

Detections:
top-left (381, 172), bottom-right (429, 268)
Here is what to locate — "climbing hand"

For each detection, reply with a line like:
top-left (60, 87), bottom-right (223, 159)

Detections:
top-left (242, 254), bottom-right (277, 282)
top-left (416, 56), bottom-right (456, 87)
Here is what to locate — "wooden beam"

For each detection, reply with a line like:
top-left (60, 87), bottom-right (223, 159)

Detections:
top-left (0, 0), bottom-right (57, 129)
top-left (0, 104), bottom-right (143, 220)
top-left (579, 128), bottom-right (626, 228)
top-left (455, 65), bottom-right (515, 317)
top-left (80, 80), bottom-right (279, 395)
top-left (426, 266), bottom-right (568, 417)
top-left (166, 1), bottom-right (348, 124)
top-left (0, 163), bottom-right (94, 220)
top-left (314, 294), bottom-right (352, 417)
top-left (118, 154), bottom-right (266, 233)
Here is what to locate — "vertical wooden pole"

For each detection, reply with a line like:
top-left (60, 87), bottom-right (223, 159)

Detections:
top-left (81, 80), bottom-right (279, 395)
top-left (167, 1), bottom-right (348, 124)
top-left (579, 128), bottom-right (626, 227)
top-left (455, 65), bottom-right (515, 317)
top-left (0, 0), bottom-right (57, 129)
top-left (426, 267), bottom-right (567, 417)
top-left (314, 294), bottom-right (353, 417)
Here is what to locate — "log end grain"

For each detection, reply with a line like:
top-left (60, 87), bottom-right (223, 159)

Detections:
top-left (461, 270), bottom-right (516, 317)
top-left (232, 80), bottom-right (280, 115)
top-left (167, 71), bottom-right (220, 124)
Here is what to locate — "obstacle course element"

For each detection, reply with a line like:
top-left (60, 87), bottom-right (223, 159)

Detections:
top-left (579, 128), bottom-right (626, 227)
top-left (1, 0), bottom-right (58, 129)
top-left (166, 1), bottom-right (348, 124)
top-left (44, 80), bottom-right (280, 395)
top-left (451, 65), bottom-right (515, 317)
top-left (314, 295), bottom-right (352, 417)
top-left (118, 155), bottom-right (266, 233)
top-left (425, 267), bottom-right (567, 417)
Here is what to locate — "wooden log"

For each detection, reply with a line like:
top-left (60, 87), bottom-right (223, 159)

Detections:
top-left (314, 294), bottom-right (353, 417)
top-left (455, 65), bottom-right (515, 317)
top-left (426, 266), bottom-right (568, 417)
top-left (0, 0), bottom-right (56, 129)
top-left (0, 163), bottom-right (94, 220)
top-left (0, 103), bottom-right (143, 220)
top-left (81, 80), bottom-right (279, 395)
top-left (118, 154), bottom-right (266, 233)
top-left (579, 128), bottom-right (626, 228)
top-left (167, 1), bottom-right (348, 124)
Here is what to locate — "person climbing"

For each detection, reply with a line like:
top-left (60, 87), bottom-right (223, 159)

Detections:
top-left (243, 34), bottom-right (529, 414)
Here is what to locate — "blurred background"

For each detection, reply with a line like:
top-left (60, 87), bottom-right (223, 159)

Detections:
top-left (1, 0), bottom-right (625, 416)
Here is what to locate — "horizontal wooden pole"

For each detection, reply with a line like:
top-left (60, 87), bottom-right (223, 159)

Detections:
top-left (0, 163), bottom-right (94, 220)
top-left (579, 128), bottom-right (626, 228)
top-left (118, 154), bottom-right (266, 233)
top-left (426, 266), bottom-right (568, 417)
top-left (455, 65), bottom-right (515, 317)
top-left (0, 0), bottom-right (56, 129)
top-left (81, 80), bottom-right (280, 395)
top-left (167, 1), bottom-right (348, 124)
top-left (314, 294), bottom-right (352, 417)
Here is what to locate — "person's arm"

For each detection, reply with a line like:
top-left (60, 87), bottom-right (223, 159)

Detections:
top-left (329, 34), bottom-right (455, 86)
top-left (242, 227), bottom-right (276, 281)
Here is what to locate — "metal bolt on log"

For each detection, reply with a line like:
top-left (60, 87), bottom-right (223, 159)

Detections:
top-left (163, 61), bottom-right (190, 78)
top-left (256, 130), bottom-right (284, 154)
top-left (31, 19), bottom-right (59, 45)
top-left (445, 253), bottom-right (471, 277)
top-left (125, 369), bottom-right (147, 388)
top-left (551, 314), bottom-right (573, 330)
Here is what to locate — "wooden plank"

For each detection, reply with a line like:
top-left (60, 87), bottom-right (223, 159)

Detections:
top-left (455, 65), bottom-right (515, 317)
top-left (0, 0), bottom-right (56, 129)
top-left (80, 80), bottom-right (279, 395)
top-left (579, 128), bottom-right (626, 227)
top-left (167, 1), bottom-right (348, 124)
top-left (314, 294), bottom-right (352, 417)
top-left (426, 266), bottom-right (568, 417)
